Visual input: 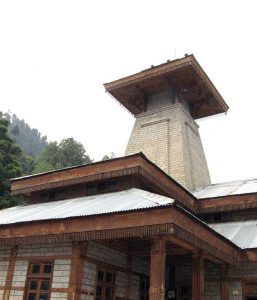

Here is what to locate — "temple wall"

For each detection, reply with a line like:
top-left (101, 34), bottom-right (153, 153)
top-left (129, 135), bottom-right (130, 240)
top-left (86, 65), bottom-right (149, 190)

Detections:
top-left (174, 259), bottom-right (192, 282)
top-left (87, 241), bottom-right (127, 268)
top-left (204, 261), bottom-right (221, 300)
top-left (204, 262), bottom-right (257, 300)
top-left (172, 259), bottom-right (221, 300)
top-left (82, 260), bottom-right (97, 299)
top-left (0, 246), bottom-right (12, 299)
top-left (0, 242), bottom-right (72, 300)
top-left (82, 241), bottom-right (150, 300)
top-left (12, 260), bottom-right (28, 287)
top-left (52, 259), bottom-right (71, 289)
top-left (228, 262), bottom-right (257, 300)
top-left (0, 241), bottom-right (150, 300)
top-left (17, 242), bottom-right (72, 257)
top-left (0, 260), bottom-right (9, 287)
top-left (3, 241), bottom-right (257, 300)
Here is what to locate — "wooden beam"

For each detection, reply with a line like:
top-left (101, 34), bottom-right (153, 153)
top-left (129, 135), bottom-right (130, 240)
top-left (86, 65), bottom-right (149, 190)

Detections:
top-left (220, 264), bottom-right (229, 300)
top-left (149, 239), bottom-right (166, 300)
top-left (192, 251), bottom-right (204, 300)
top-left (197, 193), bottom-right (257, 213)
top-left (204, 253), bottom-right (224, 265)
top-left (3, 246), bottom-right (18, 300)
top-left (0, 205), bottom-right (239, 265)
top-left (166, 235), bottom-right (196, 251)
top-left (12, 153), bottom-right (196, 213)
top-left (241, 250), bottom-right (257, 262)
top-left (128, 246), bottom-right (189, 257)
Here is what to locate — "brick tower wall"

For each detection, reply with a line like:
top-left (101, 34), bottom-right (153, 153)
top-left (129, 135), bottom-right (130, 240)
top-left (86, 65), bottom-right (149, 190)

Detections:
top-left (125, 90), bottom-right (211, 191)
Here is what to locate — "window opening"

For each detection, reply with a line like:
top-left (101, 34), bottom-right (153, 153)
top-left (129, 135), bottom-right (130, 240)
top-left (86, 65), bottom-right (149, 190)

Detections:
top-left (25, 261), bottom-right (53, 300)
top-left (95, 268), bottom-right (115, 300)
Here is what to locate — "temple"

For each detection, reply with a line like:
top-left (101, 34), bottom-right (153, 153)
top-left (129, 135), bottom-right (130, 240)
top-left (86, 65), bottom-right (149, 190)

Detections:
top-left (0, 55), bottom-right (257, 300)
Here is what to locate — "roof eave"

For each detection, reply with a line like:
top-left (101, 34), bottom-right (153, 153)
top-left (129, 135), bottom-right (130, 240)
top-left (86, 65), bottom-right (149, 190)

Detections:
top-left (104, 55), bottom-right (229, 118)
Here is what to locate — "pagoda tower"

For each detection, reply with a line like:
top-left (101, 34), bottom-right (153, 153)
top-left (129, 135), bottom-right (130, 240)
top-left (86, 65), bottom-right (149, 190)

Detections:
top-left (104, 55), bottom-right (229, 191)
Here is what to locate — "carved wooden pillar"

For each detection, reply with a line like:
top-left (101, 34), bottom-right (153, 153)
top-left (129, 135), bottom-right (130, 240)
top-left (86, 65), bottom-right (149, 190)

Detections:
top-left (192, 251), bottom-right (204, 300)
top-left (220, 263), bottom-right (229, 300)
top-left (149, 239), bottom-right (166, 300)
top-left (68, 242), bottom-right (87, 300)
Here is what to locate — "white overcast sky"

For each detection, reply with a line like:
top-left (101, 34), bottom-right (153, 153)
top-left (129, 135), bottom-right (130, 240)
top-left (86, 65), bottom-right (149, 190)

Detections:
top-left (0, 0), bottom-right (257, 184)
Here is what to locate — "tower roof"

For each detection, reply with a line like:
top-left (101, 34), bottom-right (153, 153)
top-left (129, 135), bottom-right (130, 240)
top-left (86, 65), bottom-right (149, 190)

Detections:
top-left (104, 55), bottom-right (229, 119)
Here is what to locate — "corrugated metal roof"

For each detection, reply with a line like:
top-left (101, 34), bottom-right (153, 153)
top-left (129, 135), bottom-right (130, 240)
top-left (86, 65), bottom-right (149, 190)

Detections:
top-left (194, 178), bottom-right (257, 199)
top-left (209, 221), bottom-right (257, 249)
top-left (0, 188), bottom-right (174, 226)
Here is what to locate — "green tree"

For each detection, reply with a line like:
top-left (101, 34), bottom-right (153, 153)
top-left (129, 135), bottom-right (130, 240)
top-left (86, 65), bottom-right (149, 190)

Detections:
top-left (57, 138), bottom-right (92, 168)
top-left (18, 153), bottom-right (36, 176)
top-left (0, 118), bottom-right (25, 208)
top-left (35, 142), bottom-right (59, 173)
top-left (35, 138), bottom-right (93, 173)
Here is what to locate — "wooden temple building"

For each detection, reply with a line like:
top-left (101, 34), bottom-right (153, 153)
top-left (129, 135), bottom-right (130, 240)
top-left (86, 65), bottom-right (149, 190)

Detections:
top-left (1, 55), bottom-right (257, 300)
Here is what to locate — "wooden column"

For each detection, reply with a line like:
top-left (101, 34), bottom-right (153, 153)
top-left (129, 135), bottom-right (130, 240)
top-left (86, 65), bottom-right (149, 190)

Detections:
top-left (125, 254), bottom-right (132, 300)
top-left (149, 239), bottom-right (166, 300)
top-left (68, 242), bottom-right (87, 300)
top-left (3, 246), bottom-right (18, 300)
top-left (220, 263), bottom-right (229, 300)
top-left (192, 251), bottom-right (204, 300)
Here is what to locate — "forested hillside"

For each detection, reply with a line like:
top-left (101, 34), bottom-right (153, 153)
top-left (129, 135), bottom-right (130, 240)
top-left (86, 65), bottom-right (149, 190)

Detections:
top-left (2, 111), bottom-right (48, 157)
top-left (0, 111), bottom-right (114, 208)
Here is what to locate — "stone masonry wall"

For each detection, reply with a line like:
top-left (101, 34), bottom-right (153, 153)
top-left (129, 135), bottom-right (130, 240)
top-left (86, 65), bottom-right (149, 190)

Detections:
top-left (0, 246), bottom-right (12, 299)
top-left (228, 262), bottom-right (257, 300)
top-left (125, 90), bottom-right (211, 191)
top-left (12, 260), bottom-right (28, 288)
top-left (82, 260), bottom-right (97, 300)
top-left (204, 261), bottom-right (257, 300)
top-left (17, 242), bottom-right (72, 257)
top-left (52, 259), bottom-right (71, 289)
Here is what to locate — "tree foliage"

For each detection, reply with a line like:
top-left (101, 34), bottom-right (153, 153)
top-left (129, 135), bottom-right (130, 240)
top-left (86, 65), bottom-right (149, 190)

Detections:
top-left (0, 118), bottom-right (25, 208)
top-left (18, 153), bottom-right (36, 176)
top-left (0, 111), bottom-right (114, 209)
top-left (1, 111), bottom-right (48, 157)
top-left (35, 138), bottom-right (93, 173)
